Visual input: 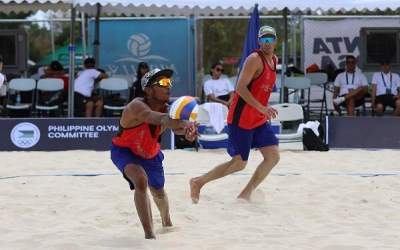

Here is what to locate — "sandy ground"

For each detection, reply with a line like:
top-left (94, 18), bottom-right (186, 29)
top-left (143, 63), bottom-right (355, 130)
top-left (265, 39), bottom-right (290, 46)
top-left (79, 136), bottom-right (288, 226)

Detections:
top-left (1, 149), bottom-right (400, 250)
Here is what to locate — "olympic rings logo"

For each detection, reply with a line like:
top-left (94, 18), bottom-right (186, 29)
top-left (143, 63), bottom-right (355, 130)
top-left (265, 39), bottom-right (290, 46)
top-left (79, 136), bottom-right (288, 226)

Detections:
top-left (10, 122), bottom-right (41, 149)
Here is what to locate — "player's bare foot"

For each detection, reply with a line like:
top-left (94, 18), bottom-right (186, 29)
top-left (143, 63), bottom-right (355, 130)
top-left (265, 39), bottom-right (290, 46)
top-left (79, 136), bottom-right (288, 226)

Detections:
top-left (237, 192), bottom-right (251, 201)
top-left (145, 232), bottom-right (156, 239)
top-left (190, 178), bottom-right (201, 204)
top-left (162, 216), bottom-right (173, 227)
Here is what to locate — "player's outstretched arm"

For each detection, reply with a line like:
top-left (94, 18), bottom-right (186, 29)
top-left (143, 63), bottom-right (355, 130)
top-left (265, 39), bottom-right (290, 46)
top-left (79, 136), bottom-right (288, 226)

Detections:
top-left (125, 100), bottom-right (189, 131)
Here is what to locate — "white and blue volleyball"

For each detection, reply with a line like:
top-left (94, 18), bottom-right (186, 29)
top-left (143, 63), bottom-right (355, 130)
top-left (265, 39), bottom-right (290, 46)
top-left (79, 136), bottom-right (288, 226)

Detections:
top-left (169, 96), bottom-right (198, 121)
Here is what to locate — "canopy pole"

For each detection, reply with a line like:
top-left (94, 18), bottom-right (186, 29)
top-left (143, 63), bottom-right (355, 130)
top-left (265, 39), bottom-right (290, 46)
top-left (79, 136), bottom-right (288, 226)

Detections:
top-left (280, 7), bottom-right (289, 103)
top-left (94, 3), bottom-right (101, 68)
top-left (291, 15), bottom-right (297, 68)
top-left (50, 18), bottom-right (56, 60)
top-left (68, 5), bottom-right (76, 117)
top-left (81, 11), bottom-right (87, 58)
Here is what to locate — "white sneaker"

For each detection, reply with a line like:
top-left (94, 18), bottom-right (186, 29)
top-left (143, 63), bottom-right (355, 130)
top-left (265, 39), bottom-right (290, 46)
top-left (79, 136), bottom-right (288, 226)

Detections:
top-left (333, 96), bottom-right (346, 105)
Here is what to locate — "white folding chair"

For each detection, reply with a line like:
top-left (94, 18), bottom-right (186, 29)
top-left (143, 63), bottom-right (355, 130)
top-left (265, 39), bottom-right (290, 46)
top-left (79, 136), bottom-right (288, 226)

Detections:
top-left (6, 78), bottom-right (36, 115)
top-left (306, 72), bottom-right (328, 121)
top-left (285, 76), bottom-right (311, 120)
top-left (229, 75), bottom-right (238, 88)
top-left (197, 103), bottom-right (229, 149)
top-left (271, 103), bottom-right (304, 143)
top-left (112, 74), bottom-right (134, 88)
top-left (35, 78), bottom-right (64, 116)
top-left (269, 92), bottom-right (280, 105)
top-left (99, 78), bottom-right (129, 116)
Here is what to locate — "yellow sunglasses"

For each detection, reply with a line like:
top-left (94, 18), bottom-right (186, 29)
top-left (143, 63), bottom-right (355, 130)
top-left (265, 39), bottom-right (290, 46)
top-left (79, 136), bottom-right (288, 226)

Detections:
top-left (154, 78), bottom-right (173, 88)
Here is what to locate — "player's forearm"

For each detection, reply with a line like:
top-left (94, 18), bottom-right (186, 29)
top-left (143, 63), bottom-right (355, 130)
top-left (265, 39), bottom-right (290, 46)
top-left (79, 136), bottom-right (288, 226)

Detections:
top-left (227, 92), bottom-right (234, 104)
top-left (160, 115), bottom-right (187, 130)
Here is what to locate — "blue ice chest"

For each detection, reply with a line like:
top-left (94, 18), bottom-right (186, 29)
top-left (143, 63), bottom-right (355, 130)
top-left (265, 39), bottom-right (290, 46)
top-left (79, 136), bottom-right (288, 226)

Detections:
top-left (198, 125), bottom-right (228, 149)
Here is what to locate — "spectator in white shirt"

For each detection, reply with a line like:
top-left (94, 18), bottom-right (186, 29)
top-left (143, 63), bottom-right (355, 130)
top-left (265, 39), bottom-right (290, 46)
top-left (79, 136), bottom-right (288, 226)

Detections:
top-left (333, 55), bottom-right (368, 116)
top-left (203, 62), bottom-right (234, 107)
top-left (371, 60), bottom-right (400, 116)
top-left (0, 55), bottom-right (4, 89)
top-left (74, 58), bottom-right (107, 117)
top-left (0, 55), bottom-right (7, 108)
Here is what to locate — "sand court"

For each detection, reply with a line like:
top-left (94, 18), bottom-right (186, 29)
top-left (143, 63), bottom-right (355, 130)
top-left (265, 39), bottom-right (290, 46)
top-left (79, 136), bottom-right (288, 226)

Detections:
top-left (1, 149), bottom-right (399, 250)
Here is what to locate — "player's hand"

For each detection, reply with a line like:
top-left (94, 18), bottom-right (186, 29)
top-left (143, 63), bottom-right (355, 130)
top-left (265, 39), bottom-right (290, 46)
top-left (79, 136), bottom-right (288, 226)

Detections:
top-left (184, 122), bottom-right (199, 142)
top-left (259, 106), bottom-right (278, 119)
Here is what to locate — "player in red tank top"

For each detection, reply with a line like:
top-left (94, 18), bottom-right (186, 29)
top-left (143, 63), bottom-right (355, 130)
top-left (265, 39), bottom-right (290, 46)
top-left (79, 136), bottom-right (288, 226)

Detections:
top-left (111, 68), bottom-right (197, 239)
top-left (190, 26), bottom-right (280, 203)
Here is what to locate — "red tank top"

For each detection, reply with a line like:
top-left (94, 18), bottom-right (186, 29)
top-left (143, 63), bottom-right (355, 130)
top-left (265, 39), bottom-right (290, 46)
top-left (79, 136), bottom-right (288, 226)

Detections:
top-left (227, 50), bottom-right (276, 129)
top-left (112, 123), bottom-right (161, 159)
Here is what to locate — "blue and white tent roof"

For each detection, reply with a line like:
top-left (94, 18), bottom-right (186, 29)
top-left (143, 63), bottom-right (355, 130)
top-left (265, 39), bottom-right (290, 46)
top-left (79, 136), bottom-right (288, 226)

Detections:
top-left (0, 0), bottom-right (399, 15)
top-left (73, 0), bottom-right (400, 16)
top-left (0, 0), bottom-right (71, 13)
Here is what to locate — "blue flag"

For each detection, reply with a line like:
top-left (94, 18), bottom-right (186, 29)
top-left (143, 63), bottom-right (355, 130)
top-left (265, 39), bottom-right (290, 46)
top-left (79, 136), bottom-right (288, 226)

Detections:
top-left (239, 4), bottom-right (260, 69)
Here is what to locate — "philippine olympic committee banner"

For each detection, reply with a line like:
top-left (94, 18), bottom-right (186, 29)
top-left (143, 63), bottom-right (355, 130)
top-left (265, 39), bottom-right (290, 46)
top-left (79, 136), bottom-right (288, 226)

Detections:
top-left (0, 118), bottom-right (174, 151)
top-left (303, 17), bottom-right (400, 71)
top-left (0, 118), bottom-right (120, 151)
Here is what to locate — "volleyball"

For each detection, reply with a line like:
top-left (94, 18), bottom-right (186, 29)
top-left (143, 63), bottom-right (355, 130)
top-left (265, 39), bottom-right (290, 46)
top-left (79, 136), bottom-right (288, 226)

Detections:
top-left (127, 33), bottom-right (151, 57)
top-left (169, 96), bottom-right (198, 121)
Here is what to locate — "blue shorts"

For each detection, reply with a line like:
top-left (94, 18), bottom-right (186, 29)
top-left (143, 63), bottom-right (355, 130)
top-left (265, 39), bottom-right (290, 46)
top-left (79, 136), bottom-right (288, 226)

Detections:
top-left (227, 123), bottom-right (278, 161)
top-left (110, 144), bottom-right (165, 190)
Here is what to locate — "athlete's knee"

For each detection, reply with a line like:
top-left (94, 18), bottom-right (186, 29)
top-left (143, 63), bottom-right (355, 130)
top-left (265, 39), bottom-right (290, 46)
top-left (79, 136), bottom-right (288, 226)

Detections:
top-left (271, 151), bottom-right (280, 166)
top-left (125, 165), bottom-right (148, 191)
top-left (262, 146), bottom-right (280, 166)
top-left (134, 175), bottom-right (148, 191)
top-left (150, 188), bottom-right (166, 199)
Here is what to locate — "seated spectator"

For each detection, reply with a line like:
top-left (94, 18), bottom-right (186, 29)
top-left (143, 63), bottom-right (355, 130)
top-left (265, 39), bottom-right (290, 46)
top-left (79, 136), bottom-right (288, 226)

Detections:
top-left (132, 62), bottom-right (149, 99)
top-left (74, 58), bottom-right (107, 117)
top-left (332, 55), bottom-right (368, 116)
top-left (371, 60), bottom-right (400, 116)
top-left (203, 62), bottom-right (234, 107)
top-left (40, 60), bottom-right (68, 105)
top-left (0, 55), bottom-right (6, 109)
top-left (42, 60), bottom-right (69, 91)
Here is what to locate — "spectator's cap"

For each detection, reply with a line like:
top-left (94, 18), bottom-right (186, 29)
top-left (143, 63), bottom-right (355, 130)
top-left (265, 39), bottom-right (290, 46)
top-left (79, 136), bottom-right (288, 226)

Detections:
top-left (258, 25), bottom-right (277, 38)
top-left (141, 68), bottom-right (173, 90)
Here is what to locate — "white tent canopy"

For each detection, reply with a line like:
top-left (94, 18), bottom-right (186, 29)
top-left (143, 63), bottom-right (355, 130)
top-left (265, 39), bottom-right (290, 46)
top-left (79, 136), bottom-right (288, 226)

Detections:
top-left (0, 0), bottom-right (71, 13)
top-left (74, 0), bottom-right (400, 16)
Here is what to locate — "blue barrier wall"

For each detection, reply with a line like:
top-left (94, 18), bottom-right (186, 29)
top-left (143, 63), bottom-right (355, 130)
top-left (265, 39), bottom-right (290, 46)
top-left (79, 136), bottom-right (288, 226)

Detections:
top-left (88, 18), bottom-right (195, 97)
top-left (0, 118), bottom-right (172, 151)
top-left (327, 116), bottom-right (400, 149)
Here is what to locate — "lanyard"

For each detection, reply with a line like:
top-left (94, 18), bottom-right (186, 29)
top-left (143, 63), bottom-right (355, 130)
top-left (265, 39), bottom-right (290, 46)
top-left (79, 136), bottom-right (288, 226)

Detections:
top-left (345, 73), bottom-right (355, 85)
top-left (380, 72), bottom-right (392, 89)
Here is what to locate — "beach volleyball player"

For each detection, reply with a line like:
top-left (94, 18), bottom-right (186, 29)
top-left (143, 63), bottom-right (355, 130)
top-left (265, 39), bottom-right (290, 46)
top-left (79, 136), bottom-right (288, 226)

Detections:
top-left (111, 68), bottom-right (197, 239)
top-left (190, 25), bottom-right (280, 203)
